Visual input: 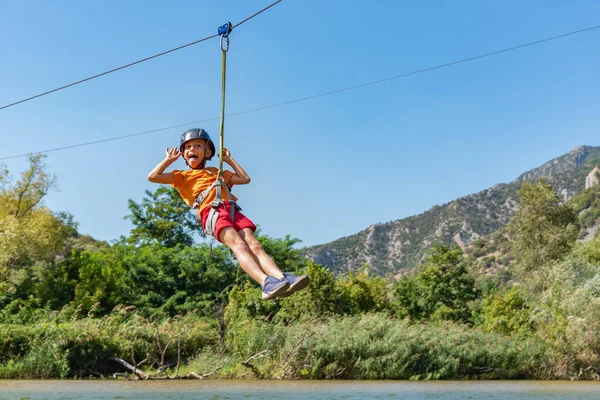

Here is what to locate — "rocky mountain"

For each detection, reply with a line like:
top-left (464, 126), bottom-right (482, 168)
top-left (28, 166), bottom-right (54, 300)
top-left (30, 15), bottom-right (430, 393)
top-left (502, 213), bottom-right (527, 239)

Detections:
top-left (302, 145), bottom-right (600, 275)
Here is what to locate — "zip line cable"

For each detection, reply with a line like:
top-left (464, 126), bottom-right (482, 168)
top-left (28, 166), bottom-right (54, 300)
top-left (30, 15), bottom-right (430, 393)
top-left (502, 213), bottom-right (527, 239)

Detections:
top-left (0, 121), bottom-right (220, 161)
top-left (0, 0), bottom-right (283, 112)
top-left (1, 23), bottom-right (599, 162)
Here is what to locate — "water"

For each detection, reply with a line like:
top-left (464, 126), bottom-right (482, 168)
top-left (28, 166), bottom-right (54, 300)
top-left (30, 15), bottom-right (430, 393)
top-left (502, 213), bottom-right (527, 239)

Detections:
top-left (1, 380), bottom-right (600, 400)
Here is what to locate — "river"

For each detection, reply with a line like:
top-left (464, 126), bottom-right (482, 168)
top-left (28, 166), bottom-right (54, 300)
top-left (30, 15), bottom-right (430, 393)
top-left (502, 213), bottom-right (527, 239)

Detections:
top-left (1, 380), bottom-right (600, 399)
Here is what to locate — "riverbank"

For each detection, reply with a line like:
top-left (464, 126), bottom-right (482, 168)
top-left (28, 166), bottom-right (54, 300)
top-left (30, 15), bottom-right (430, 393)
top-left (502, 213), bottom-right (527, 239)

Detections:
top-left (1, 313), bottom-right (559, 380)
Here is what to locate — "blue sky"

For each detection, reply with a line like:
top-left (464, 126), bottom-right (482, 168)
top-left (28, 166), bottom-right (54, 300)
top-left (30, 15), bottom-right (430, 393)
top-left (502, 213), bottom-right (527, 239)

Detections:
top-left (1, 0), bottom-right (599, 247)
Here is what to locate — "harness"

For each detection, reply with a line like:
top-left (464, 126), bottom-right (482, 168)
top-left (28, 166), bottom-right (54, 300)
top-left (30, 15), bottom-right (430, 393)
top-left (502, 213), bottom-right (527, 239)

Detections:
top-left (192, 169), bottom-right (240, 237)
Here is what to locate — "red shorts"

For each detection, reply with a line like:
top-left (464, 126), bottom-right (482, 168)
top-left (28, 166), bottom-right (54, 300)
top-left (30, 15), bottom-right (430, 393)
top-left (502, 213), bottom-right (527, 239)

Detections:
top-left (200, 202), bottom-right (256, 242)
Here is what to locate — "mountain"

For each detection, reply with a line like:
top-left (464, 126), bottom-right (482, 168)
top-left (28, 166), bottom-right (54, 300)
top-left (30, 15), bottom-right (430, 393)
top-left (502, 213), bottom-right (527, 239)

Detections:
top-left (301, 145), bottom-right (600, 275)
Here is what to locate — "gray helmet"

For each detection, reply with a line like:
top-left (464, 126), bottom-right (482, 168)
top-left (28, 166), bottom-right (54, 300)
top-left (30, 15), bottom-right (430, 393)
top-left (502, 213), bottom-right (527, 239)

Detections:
top-left (180, 128), bottom-right (216, 160)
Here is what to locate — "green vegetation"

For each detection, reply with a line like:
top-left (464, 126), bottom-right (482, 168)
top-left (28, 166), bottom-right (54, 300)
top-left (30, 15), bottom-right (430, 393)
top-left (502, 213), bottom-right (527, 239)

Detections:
top-left (508, 179), bottom-right (579, 292)
top-left (569, 184), bottom-right (600, 237)
top-left (1, 156), bottom-right (600, 380)
top-left (393, 245), bottom-right (478, 323)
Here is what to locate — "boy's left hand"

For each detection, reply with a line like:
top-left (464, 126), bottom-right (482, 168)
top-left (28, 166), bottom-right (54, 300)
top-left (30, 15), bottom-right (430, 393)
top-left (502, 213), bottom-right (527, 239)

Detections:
top-left (222, 148), bottom-right (232, 164)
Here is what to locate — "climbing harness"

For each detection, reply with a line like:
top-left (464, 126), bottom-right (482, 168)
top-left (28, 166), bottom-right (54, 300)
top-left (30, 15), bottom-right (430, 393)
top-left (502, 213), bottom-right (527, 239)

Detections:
top-left (191, 169), bottom-right (240, 237)
top-left (191, 21), bottom-right (239, 239)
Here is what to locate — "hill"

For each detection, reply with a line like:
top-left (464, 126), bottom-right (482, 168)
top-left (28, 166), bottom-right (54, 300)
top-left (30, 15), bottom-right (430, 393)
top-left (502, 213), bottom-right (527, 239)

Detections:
top-left (302, 146), bottom-right (600, 275)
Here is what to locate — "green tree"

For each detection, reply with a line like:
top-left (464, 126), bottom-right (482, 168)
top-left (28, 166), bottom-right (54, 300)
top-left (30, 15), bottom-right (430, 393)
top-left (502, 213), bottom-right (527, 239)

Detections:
top-left (480, 287), bottom-right (534, 335)
top-left (337, 265), bottom-right (390, 314)
top-left (256, 231), bottom-right (304, 273)
top-left (126, 186), bottom-right (201, 247)
top-left (30, 240), bottom-right (239, 318)
top-left (31, 250), bottom-right (83, 312)
top-left (276, 261), bottom-right (351, 321)
top-left (532, 253), bottom-right (600, 370)
top-left (0, 155), bottom-right (77, 296)
top-left (393, 244), bottom-right (479, 323)
top-left (574, 234), bottom-right (600, 265)
top-left (508, 178), bottom-right (579, 291)
top-left (112, 241), bottom-right (237, 316)
top-left (0, 154), bottom-right (56, 219)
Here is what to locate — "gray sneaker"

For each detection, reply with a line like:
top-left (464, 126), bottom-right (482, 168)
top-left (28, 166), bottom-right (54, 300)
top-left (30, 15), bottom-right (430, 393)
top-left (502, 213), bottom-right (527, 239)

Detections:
top-left (278, 273), bottom-right (310, 298)
top-left (261, 276), bottom-right (290, 300)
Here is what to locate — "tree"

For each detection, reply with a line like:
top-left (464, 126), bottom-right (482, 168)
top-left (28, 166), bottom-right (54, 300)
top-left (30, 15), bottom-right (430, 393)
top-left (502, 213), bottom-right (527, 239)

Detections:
top-left (125, 186), bottom-right (201, 247)
top-left (393, 244), bottom-right (479, 323)
top-left (508, 178), bottom-right (579, 290)
top-left (574, 234), bottom-right (600, 265)
top-left (0, 155), bottom-right (82, 319)
top-left (480, 287), bottom-right (534, 335)
top-left (256, 231), bottom-right (305, 273)
top-left (0, 154), bottom-right (56, 219)
top-left (337, 264), bottom-right (390, 314)
top-left (110, 241), bottom-right (237, 317)
top-left (0, 155), bottom-right (75, 286)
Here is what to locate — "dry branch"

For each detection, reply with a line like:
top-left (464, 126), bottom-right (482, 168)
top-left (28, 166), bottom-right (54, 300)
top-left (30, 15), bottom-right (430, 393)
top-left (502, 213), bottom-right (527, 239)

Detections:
top-left (241, 350), bottom-right (269, 378)
top-left (176, 334), bottom-right (182, 378)
top-left (281, 333), bottom-right (313, 368)
top-left (187, 357), bottom-right (231, 380)
top-left (153, 321), bottom-right (183, 375)
top-left (277, 333), bottom-right (314, 378)
top-left (108, 356), bottom-right (148, 379)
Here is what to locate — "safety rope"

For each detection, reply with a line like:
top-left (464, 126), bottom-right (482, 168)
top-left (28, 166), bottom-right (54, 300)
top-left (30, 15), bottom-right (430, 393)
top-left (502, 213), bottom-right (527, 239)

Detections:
top-left (215, 22), bottom-right (232, 202)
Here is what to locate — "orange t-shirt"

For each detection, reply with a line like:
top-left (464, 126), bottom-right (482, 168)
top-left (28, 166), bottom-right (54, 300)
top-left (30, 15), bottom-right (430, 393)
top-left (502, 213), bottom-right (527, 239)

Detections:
top-left (171, 167), bottom-right (236, 213)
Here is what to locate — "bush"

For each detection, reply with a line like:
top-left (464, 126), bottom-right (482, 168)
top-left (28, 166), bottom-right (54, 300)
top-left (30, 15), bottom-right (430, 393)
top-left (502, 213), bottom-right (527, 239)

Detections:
top-left (0, 309), bottom-right (217, 378)
top-left (392, 245), bottom-right (479, 323)
top-left (283, 314), bottom-right (550, 380)
top-left (479, 287), bottom-right (535, 335)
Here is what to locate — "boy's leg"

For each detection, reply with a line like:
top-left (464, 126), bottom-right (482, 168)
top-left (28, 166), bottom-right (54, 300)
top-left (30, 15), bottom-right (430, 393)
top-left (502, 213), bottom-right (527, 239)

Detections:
top-left (219, 227), bottom-right (268, 285)
top-left (237, 228), bottom-right (284, 279)
top-left (219, 226), bottom-right (290, 300)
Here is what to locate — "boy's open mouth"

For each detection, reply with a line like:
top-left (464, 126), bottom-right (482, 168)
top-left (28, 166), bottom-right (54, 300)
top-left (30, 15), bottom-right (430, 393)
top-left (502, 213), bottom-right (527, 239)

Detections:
top-left (188, 155), bottom-right (199, 163)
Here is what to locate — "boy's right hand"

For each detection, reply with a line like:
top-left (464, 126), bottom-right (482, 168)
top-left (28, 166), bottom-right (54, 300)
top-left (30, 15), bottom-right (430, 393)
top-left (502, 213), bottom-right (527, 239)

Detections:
top-left (165, 147), bottom-right (181, 162)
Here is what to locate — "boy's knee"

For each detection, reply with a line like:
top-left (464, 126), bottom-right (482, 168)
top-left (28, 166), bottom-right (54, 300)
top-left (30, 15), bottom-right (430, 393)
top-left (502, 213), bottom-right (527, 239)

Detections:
top-left (230, 237), bottom-right (250, 254)
top-left (247, 239), bottom-right (263, 254)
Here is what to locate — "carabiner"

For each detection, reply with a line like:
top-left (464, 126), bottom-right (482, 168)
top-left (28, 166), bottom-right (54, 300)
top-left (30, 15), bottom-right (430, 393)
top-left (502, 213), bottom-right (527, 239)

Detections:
top-left (220, 35), bottom-right (230, 52)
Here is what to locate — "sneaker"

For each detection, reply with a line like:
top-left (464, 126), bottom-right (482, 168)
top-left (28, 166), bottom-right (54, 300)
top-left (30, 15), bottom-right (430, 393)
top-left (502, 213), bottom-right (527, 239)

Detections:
top-left (261, 276), bottom-right (290, 300)
top-left (278, 273), bottom-right (310, 298)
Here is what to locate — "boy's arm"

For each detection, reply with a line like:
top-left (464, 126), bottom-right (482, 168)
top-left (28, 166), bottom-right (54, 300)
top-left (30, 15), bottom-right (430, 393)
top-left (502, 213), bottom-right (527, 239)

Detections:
top-left (148, 148), bottom-right (180, 184)
top-left (222, 148), bottom-right (251, 185)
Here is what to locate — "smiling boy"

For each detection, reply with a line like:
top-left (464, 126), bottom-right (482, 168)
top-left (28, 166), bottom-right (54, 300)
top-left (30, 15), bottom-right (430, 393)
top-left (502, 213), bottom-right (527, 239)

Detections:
top-left (148, 128), bottom-right (309, 300)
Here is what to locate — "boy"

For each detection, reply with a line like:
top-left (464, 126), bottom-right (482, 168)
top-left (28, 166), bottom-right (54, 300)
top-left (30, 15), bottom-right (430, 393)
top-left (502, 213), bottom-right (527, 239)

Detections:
top-left (148, 128), bottom-right (309, 300)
